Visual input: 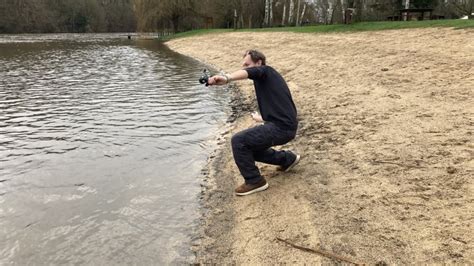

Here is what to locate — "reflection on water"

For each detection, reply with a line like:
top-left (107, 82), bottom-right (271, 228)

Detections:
top-left (0, 34), bottom-right (231, 264)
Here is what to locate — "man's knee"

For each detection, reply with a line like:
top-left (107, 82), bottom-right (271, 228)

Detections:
top-left (231, 132), bottom-right (246, 149)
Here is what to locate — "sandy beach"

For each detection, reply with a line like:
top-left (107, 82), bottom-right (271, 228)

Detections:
top-left (167, 28), bottom-right (473, 264)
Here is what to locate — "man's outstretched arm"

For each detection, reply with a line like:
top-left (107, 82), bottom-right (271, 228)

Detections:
top-left (207, 69), bottom-right (248, 86)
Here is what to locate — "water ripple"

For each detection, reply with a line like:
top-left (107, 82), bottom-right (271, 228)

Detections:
top-left (0, 34), bottom-right (232, 264)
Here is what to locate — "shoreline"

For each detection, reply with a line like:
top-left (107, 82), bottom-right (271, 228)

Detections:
top-left (167, 28), bottom-right (473, 264)
top-left (192, 82), bottom-right (254, 262)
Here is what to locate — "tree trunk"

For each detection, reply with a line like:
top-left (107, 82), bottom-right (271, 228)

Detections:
top-left (282, 3), bottom-right (287, 25)
top-left (299, 3), bottom-right (306, 25)
top-left (171, 15), bottom-right (179, 33)
top-left (355, 0), bottom-right (363, 22)
top-left (470, 0), bottom-right (473, 19)
top-left (296, 0), bottom-right (301, 26)
top-left (341, 0), bottom-right (345, 23)
top-left (330, 1), bottom-right (338, 24)
top-left (269, 0), bottom-right (273, 26)
top-left (264, 0), bottom-right (269, 26)
top-left (289, 0), bottom-right (295, 25)
top-left (234, 9), bottom-right (237, 29)
top-left (240, 12), bottom-right (244, 28)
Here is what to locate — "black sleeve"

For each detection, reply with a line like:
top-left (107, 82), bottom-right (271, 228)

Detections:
top-left (245, 66), bottom-right (267, 80)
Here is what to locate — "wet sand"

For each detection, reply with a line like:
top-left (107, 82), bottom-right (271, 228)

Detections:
top-left (167, 28), bottom-right (473, 264)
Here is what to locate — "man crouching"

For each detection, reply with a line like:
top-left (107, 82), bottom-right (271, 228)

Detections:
top-left (207, 50), bottom-right (300, 196)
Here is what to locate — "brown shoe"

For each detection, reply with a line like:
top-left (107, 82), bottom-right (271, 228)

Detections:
top-left (235, 178), bottom-right (268, 196)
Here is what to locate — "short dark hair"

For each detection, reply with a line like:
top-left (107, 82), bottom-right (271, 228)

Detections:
top-left (244, 49), bottom-right (266, 65)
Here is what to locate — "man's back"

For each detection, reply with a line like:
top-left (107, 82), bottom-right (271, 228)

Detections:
top-left (246, 65), bottom-right (298, 130)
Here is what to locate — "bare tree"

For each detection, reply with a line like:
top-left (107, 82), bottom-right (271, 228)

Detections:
top-left (133, 0), bottom-right (158, 32)
top-left (330, 0), bottom-right (344, 23)
top-left (296, 0), bottom-right (301, 25)
top-left (289, 0), bottom-right (295, 24)
top-left (299, 1), bottom-right (307, 24)
top-left (270, 0), bottom-right (274, 25)
top-left (264, 0), bottom-right (274, 26)
top-left (448, 0), bottom-right (474, 18)
top-left (265, 0), bottom-right (270, 25)
top-left (0, 0), bottom-right (135, 33)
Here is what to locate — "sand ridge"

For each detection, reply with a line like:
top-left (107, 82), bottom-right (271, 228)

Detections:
top-left (167, 28), bottom-right (473, 264)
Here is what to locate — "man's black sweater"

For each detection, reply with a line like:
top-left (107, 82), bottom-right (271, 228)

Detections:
top-left (245, 65), bottom-right (298, 130)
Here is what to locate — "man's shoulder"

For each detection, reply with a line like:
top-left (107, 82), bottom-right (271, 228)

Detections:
top-left (258, 65), bottom-right (277, 75)
top-left (265, 65), bottom-right (283, 77)
top-left (246, 65), bottom-right (280, 80)
top-left (260, 65), bottom-right (274, 71)
top-left (246, 65), bottom-right (271, 70)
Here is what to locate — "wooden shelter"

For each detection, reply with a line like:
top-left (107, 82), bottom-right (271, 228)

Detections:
top-left (388, 8), bottom-right (434, 21)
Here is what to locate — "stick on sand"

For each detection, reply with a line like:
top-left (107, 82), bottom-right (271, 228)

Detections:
top-left (276, 237), bottom-right (364, 265)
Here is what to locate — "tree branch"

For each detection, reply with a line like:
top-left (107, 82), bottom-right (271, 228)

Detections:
top-left (276, 237), bottom-right (364, 265)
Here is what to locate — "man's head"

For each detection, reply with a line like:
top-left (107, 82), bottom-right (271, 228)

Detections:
top-left (242, 50), bottom-right (266, 68)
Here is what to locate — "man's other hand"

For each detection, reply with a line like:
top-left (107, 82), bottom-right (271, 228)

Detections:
top-left (251, 112), bottom-right (263, 123)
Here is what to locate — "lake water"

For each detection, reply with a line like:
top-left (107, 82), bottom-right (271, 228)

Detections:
top-left (0, 34), bottom-right (231, 264)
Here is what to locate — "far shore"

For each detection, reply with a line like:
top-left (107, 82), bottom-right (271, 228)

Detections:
top-left (167, 28), bottom-right (473, 264)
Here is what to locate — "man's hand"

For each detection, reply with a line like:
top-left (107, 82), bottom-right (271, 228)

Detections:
top-left (207, 70), bottom-right (248, 86)
top-left (207, 75), bottom-right (228, 86)
top-left (251, 112), bottom-right (263, 123)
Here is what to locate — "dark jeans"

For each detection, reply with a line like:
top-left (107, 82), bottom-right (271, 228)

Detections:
top-left (231, 122), bottom-right (297, 184)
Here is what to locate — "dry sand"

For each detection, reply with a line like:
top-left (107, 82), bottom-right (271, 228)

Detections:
top-left (167, 28), bottom-right (473, 264)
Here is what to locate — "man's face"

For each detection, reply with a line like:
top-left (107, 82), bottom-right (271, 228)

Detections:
top-left (242, 54), bottom-right (261, 68)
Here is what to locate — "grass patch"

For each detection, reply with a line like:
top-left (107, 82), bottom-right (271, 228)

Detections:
top-left (159, 28), bottom-right (232, 41)
top-left (248, 19), bottom-right (474, 33)
top-left (162, 19), bottom-right (473, 41)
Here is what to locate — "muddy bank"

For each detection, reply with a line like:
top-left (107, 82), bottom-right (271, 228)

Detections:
top-left (168, 28), bottom-right (473, 264)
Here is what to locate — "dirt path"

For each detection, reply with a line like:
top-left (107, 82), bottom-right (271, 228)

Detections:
top-left (167, 28), bottom-right (473, 264)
